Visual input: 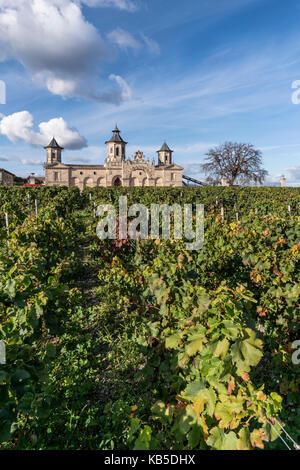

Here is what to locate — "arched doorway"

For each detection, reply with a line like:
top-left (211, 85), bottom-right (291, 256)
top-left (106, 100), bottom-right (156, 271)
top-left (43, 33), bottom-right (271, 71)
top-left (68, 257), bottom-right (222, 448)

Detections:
top-left (84, 177), bottom-right (95, 188)
top-left (113, 176), bottom-right (122, 187)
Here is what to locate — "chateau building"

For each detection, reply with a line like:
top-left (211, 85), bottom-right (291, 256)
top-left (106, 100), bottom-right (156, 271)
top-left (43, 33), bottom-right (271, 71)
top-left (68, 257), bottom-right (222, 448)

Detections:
top-left (0, 168), bottom-right (15, 186)
top-left (44, 126), bottom-right (183, 189)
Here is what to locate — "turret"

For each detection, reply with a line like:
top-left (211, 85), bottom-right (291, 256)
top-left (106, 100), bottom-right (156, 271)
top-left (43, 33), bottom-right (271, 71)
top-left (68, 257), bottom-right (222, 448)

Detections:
top-left (280, 175), bottom-right (286, 187)
top-left (157, 142), bottom-right (173, 166)
top-left (45, 138), bottom-right (63, 164)
top-left (105, 125), bottom-right (127, 163)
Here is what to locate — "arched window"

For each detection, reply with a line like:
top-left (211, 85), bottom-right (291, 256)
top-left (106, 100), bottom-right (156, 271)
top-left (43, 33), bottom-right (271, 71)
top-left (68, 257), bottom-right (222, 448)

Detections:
top-left (116, 147), bottom-right (119, 156)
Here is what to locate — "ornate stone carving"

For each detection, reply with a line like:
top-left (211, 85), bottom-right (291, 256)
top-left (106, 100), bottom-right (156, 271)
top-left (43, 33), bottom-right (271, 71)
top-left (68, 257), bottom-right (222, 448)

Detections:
top-left (133, 151), bottom-right (145, 163)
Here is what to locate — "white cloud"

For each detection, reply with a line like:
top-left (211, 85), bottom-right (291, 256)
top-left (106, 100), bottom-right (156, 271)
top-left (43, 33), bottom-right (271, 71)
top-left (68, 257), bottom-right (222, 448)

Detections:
top-left (141, 34), bottom-right (160, 55)
top-left (109, 75), bottom-right (133, 101)
top-left (107, 28), bottom-right (141, 51)
top-left (81, 0), bottom-right (138, 11)
top-left (0, 0), bottom-right (134, 102)
top-left (285, 165), bottom-right (300, 183)
top-left (21, 159), bottom-right (44, 166)
top-left (107, 29), bottom-right (161, 55)
top-left (0, 111), bottom-right (34, 144)
top-left (265, 166), bottom-right (300, 186)
top-left (0, 111), bottom-right (87, 150)
top-left (44, 77), bottom-right (78, 98)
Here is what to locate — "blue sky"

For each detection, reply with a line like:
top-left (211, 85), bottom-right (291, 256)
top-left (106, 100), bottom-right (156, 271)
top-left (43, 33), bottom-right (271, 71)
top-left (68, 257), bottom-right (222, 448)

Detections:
top-left (0, 0), bottom-right (300, 185)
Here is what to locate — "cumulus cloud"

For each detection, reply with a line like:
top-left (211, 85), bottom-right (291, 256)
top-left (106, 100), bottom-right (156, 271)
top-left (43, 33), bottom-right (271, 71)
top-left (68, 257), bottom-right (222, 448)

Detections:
top-left (0, 0), bottom-right (133, 102)
top-left (44, 77), bottom-right (78, 98)
top-left (0, 111), bottom-right (87, 150)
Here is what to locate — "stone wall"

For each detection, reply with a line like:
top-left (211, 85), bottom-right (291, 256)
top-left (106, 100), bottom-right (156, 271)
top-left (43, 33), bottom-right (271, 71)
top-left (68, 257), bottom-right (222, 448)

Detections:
top-left (0, 169), bottom-right (15, 186)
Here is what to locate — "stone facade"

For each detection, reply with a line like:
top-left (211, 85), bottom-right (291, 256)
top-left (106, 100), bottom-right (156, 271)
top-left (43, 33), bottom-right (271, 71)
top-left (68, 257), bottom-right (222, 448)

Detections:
top-left (44, 127), bottom-right (183, 189)
top-left (0, 168), bottom-right (15, 186)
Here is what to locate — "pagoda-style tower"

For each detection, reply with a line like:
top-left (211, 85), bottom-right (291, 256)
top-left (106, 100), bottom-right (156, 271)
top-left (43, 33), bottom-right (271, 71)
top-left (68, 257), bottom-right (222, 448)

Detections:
top-left (44, 138), bottom-right (64, 164)
top-left (105, 125), bottom-right (127, 164)
top-left (157, 142), bottom-right (173, 166)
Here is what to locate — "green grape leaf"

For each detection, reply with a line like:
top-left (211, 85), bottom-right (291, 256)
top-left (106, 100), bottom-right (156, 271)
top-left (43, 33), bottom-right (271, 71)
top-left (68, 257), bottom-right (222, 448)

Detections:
top-left (207, 427), bottom-right (238, 450)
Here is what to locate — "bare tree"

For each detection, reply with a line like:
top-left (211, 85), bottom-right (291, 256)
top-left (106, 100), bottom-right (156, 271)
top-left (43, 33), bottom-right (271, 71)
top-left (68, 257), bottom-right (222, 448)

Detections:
top-left (201, 142), bottom-right (268, 186)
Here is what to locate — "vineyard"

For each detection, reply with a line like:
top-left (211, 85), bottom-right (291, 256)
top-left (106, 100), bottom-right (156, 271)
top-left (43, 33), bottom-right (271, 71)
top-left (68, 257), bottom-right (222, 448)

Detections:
top-left (0, 186), bottom-right (299, 450)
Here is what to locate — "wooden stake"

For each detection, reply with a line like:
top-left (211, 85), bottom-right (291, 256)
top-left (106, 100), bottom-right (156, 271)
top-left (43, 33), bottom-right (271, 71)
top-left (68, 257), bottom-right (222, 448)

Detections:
top-left (5, 212), bottom-right (9, 236)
